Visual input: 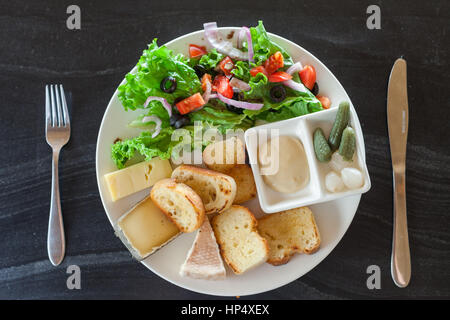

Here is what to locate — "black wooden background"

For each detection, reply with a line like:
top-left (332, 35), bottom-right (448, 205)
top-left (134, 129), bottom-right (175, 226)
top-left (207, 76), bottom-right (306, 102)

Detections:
top-left (0, 0), bottom-right (449, 299)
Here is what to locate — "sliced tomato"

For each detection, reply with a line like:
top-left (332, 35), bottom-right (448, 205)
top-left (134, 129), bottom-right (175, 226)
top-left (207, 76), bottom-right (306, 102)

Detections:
top-left (201, 73), bottom-right (212, 91)
top-left (268, 71), bottom-right (292, 83)
top-left (176, 93), bottom-right (205, 114)
top-left (250, 66), bottom-right (269, 77)
top-left (189, 44), bottom-right (207, 58)
top-left (264, 51), bottom-right (284, 74)
top-left (316, 95), bottom-right (331, 109)
top-left (218, 56), bottom-right (235, 76)
top-left (212, 75), bottom-right (234, 98)
top-left (299, 65), bottom-right (316, 90)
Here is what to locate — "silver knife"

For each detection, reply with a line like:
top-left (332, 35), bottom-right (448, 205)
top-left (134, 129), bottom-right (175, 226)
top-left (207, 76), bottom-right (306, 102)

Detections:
top-left (387, 58), bottom-right (411, 287)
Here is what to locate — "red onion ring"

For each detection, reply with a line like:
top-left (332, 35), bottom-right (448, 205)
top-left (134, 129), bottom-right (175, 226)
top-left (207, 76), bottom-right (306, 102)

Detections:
top-left (285, 62), bottom-right (303, 75)
top-left (141, 115), bottom-right (162, 138)
top-left (216, 93), bottom-right (263, 110)
top-left (283, 79), bottom-right (307, 93)
top-left (237, 28), bottom-right (245, 49)
top-left (230, 77), bottom-right (251, 91)
top-left (241, 27), bottom-right (254, 63)
top-left (143, 96), bottom-right (172, 117)
top-left (203, 22), bottom-right (248, 60)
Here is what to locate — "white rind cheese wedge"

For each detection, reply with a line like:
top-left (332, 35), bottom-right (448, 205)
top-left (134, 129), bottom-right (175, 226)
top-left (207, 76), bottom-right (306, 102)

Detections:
top-left (180, 218), bottom-right (226, 280)
top-left (104, 158), bottom-right (172, 201)
top-left (116, 196), bottom-right (180, 260)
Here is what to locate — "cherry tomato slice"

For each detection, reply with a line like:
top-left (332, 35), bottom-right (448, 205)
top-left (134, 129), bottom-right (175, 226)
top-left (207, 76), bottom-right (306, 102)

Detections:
top-left (213, 75), bottom-right (234, 98)
top-left (264, 51), bottom-right (284, 74)
top-left (316, 95), bottom-right (331, 109)
top-left (218, 56), bottom-right (235, 76)
top-left (189, 44), bottom-right (207, 58)
top-left (250, 66), bottom-right (269, 77)
top-left (299, 65), bottom-right (316, 90)
top-left (268, 71), bottom-right (292, 83)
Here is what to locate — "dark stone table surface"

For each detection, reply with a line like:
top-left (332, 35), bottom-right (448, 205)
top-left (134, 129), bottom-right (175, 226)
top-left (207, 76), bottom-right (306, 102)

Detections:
top-left (0, 0), bottom-right (449, 299)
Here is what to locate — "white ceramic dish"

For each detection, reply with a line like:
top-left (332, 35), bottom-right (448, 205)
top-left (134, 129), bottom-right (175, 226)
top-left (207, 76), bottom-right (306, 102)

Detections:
top-left (96, 26), bottom-right (369, 296)
top-left (245, 106), bottom-right (371, 213)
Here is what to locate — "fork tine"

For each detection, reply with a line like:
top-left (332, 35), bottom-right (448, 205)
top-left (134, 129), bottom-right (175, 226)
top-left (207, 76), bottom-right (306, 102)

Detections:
top-left (50, 85), bottom-right (57, 127)
top-left (55, 85), bottom-right (63, 127)
top-left (45, 85), bottom-right (51, 126)
top-left (59, 85), bottom-right (70, 126)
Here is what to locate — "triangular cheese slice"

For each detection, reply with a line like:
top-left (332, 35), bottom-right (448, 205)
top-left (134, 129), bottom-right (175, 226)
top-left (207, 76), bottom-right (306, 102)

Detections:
top-left (179, 218), bottom-right (226, 280)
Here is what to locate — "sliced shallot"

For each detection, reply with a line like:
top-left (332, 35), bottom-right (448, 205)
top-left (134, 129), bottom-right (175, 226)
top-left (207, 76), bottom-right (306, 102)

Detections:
top-left (285, 62), bottom-right (303, 75)
top-left (143, 96), bottom-right (172, 117)
top-left (283, 79), bottom-right (308, 93)
top-left (282, 62), bottom-right (308, 93)
top-left (142, 115), bottom-right (162, 138)
top-left (203, 22), bottom-right (248, 60)
top-left (216, 93), bottom-right (263, 110)
top-left (230, 77), bottom-right (251, 91)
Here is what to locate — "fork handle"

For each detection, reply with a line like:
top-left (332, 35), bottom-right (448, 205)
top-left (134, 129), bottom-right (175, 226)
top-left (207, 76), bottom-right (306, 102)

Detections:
top-left (48, 149), bottom-right (65, 266)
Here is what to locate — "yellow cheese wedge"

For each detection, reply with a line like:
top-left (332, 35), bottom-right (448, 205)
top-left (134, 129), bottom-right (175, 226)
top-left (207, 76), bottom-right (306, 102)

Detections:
top-left (116, 196), bottom-right (180, 260)
top-left (104, 158), bottom-right (172, 201)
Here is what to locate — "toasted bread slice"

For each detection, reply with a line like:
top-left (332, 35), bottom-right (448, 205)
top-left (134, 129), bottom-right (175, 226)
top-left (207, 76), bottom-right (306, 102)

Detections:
top-left (257, 207), bottom-right (320, 266)
top-left (225, 165), bottom-right (257, 204)
top-left (150, 178), bottom-right (205, 233)
top-left (171, 165), bottom-right (236, 215)
top-left (212, 205), bottom-right (268, 274)
top-left (203, 136), bottom-right (246, 172)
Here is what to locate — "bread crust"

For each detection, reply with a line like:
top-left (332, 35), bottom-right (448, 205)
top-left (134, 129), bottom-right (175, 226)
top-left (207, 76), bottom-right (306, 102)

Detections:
top-left (225, 165), bottom-right (257, 204)
top-left (203, 137), bottom-right (246, 172)
top-left (172, 165), bottom-right (236, 215)
top-left (151, 178), bottom-right (205, 233)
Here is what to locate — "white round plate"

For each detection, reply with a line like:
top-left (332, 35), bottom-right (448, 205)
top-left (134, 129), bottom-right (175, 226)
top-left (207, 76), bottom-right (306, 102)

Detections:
top-left (96, 27), bottom-right (364, 296)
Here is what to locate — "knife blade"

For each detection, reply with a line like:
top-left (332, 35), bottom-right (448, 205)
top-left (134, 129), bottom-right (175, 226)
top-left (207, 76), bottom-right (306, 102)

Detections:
top-left (387, 58), bottom-right (411, 288)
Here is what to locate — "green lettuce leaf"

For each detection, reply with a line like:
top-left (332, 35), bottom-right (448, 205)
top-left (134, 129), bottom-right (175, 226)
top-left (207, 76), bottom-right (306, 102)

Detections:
top-left (118, 39), bottom-right (201, 111)
top-left (198, 49), bottom-right (224, 69)
top-left (230, 60), bottom-right (252, 82)
top-left (242, 72), bottom-right (323, 120)
top-left (250, 21), bottom-right (294, 67)
top-left (189, 102), bottom-right (254, 133)
top-left (111, 127), bottom-right (178, 169)
top-left (128, 100), bottom-right (171, 129)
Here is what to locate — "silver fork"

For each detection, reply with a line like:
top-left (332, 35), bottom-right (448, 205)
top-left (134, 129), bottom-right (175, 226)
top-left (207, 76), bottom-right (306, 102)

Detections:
top-left (45, 84), bottom-right (71, 266)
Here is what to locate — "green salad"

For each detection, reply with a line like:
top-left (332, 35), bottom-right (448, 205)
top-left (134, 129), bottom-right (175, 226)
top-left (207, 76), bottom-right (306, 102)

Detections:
top-left (112, 21), bottom-right (330, 169)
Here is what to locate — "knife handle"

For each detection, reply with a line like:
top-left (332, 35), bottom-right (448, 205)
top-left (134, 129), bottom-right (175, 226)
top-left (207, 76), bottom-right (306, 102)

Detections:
top-left (391, 171), bottom-right (411, 287)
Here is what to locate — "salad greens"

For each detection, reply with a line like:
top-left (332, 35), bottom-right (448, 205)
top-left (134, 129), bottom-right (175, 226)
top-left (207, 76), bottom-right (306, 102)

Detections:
top-left (118, 39), bottom-right (201, 111)
top-left (112, 21), bottom-right (325, 169)
top-left (250, 21), bottom-right (294, 68)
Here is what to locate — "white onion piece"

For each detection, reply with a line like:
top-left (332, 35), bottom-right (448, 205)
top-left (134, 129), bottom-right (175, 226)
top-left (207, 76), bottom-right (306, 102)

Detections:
top-left (230, 77), bottom-right (251, 91)
top-left (203, 22), bottom-right (248, 60)
top-left (143, 96), bottom-right (172, 117)
top-left (241, 27), bottom-right (254, 62)
top-left (330, 151), bottom-right (354, 172)
top-left (202, 79), bottom-right (212, 104)
top-left (285, 62), bottom-right (303, 75)
top-left (341, 168), bottom-right (364, 189)
top-left (216, 93), bottom-right (263, 110)
top-left (325, 171), bottom-right (344, 193)
top-left (141, 115), bottom-right (162, 138)
top-left (283, 79), bottom-right (308, 93)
